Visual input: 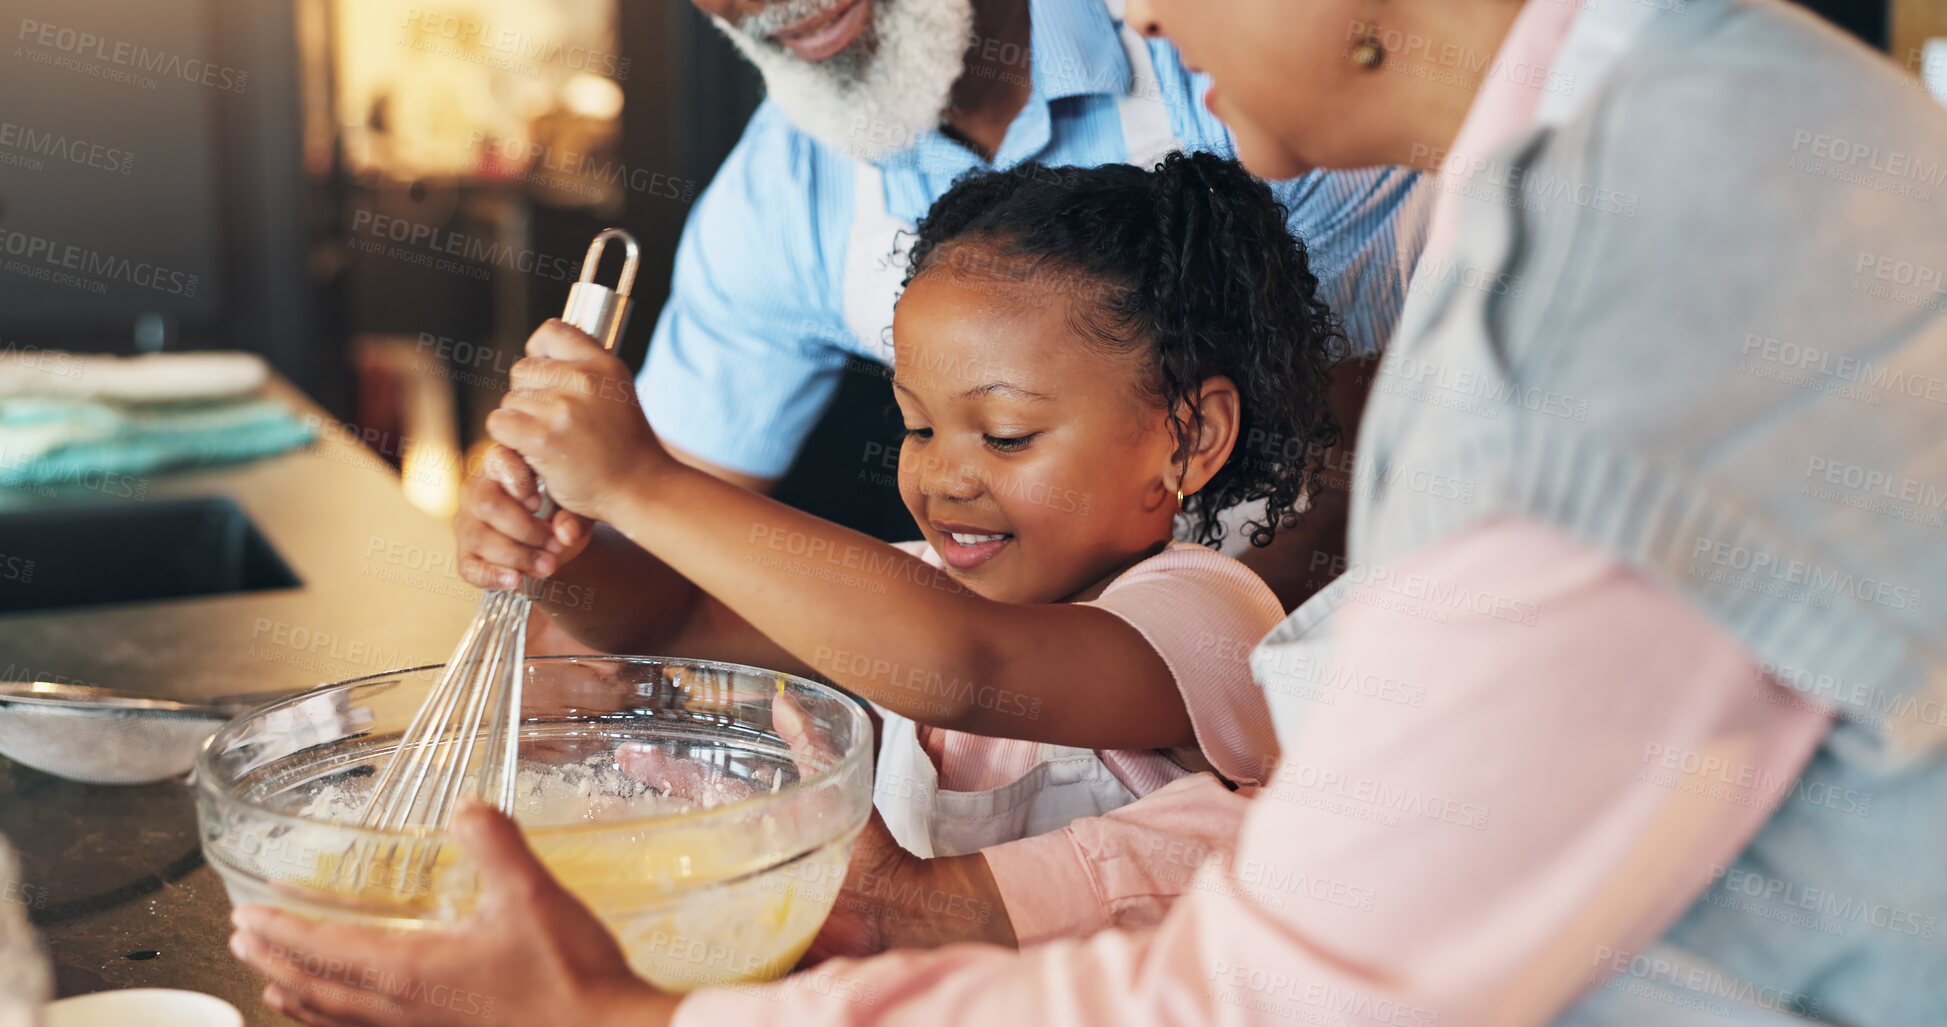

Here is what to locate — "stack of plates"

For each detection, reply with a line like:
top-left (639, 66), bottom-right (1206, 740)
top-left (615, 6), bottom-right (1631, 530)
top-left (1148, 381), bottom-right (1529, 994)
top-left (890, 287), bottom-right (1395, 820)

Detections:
top-left (42, 989), bottom-right (242, 1027)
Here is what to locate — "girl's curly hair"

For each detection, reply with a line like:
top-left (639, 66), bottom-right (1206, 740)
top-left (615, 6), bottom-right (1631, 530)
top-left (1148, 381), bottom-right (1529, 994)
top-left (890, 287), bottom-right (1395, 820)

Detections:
top-left (901, 151), bottom-right (1343, 548)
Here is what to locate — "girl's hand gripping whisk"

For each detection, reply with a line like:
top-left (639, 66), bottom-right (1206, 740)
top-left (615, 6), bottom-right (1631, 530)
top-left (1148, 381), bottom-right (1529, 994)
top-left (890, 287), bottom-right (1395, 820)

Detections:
top-left (336, 230), bottom-right (642, 896)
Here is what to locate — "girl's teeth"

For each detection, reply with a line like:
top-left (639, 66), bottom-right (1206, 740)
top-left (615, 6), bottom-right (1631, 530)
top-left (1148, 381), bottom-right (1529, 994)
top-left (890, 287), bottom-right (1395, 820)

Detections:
top-left (950, 532), bottom-right (1007, 545)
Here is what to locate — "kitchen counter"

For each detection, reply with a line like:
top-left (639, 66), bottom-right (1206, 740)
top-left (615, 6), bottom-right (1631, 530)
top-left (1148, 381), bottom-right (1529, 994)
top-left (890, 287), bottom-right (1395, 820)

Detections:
top-left (0, 380), bottom-right (480, 1024)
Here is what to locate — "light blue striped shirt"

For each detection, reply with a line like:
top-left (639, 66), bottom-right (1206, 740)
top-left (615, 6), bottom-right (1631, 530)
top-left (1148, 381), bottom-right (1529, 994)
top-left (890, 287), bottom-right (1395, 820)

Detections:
top-left (640, 0), bottom-right (1424, 478)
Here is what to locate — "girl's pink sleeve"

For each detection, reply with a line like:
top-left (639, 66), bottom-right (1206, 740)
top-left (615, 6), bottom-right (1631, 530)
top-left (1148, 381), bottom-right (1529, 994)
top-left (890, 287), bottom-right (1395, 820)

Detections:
top-left (981, 772), bottom-right (1252, 945)
top-left (674, 519), bottom-right (1832, 1027)
top-left (1084, 543), bottom-right (1287, 790)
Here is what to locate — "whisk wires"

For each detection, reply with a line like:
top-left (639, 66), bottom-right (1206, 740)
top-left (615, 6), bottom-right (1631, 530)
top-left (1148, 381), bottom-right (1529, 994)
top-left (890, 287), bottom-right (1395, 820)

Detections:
top-left (331, 586), bottom-right (531, 897)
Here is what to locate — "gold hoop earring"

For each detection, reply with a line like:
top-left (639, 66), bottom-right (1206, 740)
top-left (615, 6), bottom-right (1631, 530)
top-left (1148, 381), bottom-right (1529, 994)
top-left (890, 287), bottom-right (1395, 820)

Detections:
top-left (1175, 488), bottom-right (1186, 511)
top-left (1350, 24), bottom-right (1386, 70)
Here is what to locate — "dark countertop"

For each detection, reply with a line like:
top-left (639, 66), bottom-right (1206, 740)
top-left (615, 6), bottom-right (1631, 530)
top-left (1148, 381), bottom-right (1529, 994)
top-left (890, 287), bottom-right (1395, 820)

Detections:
top-left (0, 381), bottom-right (479, 1024)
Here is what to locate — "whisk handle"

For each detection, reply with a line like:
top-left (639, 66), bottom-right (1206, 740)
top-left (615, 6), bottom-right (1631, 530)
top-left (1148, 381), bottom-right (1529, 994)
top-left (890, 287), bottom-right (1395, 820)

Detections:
top-left (515, 227), bottom-right (631, 597)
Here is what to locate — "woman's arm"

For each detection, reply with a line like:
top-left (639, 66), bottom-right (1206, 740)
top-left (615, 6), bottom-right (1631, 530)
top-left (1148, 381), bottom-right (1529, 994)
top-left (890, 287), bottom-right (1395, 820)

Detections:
top-left (228, 519), bottom-right (1835, 1027)
top-left (805, 772), bottom-right (1255, 966)
top-left (672, 519), bottom-right (1837, 1027)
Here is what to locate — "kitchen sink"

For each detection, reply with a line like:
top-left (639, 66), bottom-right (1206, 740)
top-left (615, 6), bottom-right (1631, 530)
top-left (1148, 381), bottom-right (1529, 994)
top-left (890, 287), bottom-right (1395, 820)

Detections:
top-left (0, 497), bottom-right (300, 614)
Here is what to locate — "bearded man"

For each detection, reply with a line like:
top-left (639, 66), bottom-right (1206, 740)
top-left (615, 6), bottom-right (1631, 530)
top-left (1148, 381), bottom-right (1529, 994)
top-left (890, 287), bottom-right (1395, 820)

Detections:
top-left (491, 1), bottom-right (1420, 617)
top-left (551, 0), bottom-right (1417, 611)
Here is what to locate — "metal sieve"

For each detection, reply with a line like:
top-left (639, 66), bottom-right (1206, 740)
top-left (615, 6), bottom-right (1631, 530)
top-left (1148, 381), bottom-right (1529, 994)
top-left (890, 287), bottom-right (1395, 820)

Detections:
top-left (0, 681), bottom-right (298, 785)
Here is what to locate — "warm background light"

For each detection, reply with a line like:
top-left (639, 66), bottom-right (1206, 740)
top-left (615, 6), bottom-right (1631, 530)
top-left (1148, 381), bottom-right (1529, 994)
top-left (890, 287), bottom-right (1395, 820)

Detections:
top-left (333, 0), bottom-right (623, 181)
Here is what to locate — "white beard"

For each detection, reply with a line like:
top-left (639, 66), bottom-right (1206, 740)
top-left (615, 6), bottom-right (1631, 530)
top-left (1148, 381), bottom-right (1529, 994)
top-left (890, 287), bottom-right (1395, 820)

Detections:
top-left (714, 0), bottom-right (976, 163)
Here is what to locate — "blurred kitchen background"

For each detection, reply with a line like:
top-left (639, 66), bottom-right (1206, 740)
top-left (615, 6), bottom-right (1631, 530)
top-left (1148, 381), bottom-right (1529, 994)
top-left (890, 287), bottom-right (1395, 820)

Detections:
top-left (0, 0), bottom-right (767, 522)
top-left (0, 0), bottom-right (1940, 533)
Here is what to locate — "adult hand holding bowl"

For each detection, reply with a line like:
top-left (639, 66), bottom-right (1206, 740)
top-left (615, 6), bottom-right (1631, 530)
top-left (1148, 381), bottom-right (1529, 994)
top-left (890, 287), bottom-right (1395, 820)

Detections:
top-left (200, 656), bottom-right (873, 1007)
top-left (231, 798), bottom-right (675, 1026)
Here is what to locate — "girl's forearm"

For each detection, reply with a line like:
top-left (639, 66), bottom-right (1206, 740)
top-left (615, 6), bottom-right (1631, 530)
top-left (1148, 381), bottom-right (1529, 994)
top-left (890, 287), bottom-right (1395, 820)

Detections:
top-left (597, 463), bottom-right (998, 727)
top-left (595, 463), bottom-right (1189, 749)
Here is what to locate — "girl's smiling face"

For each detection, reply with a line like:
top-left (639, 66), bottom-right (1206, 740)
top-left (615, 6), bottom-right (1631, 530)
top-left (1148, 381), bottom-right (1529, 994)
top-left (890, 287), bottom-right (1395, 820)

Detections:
top-left (890, 267), bottom-right (1187, 604)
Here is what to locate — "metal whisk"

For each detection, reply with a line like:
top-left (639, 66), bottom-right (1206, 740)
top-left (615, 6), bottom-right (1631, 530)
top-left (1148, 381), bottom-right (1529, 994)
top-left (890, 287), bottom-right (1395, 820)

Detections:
top-left (333, 230), bottom-right (640, 896)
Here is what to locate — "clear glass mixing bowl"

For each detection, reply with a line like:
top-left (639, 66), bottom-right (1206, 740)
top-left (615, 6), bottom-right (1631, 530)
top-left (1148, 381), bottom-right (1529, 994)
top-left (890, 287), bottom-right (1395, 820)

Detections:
top-left (194, 656), bottom-right (872, 991)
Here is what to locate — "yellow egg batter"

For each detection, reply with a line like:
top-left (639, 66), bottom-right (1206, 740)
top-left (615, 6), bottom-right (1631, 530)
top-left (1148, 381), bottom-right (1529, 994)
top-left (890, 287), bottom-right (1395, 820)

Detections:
top-left (287, 756), bottom-right (853, 991)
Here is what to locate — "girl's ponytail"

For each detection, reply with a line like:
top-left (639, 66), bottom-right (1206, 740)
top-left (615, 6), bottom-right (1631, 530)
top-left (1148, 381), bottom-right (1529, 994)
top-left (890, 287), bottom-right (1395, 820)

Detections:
top-left (1144, 152), bottom-right (1343, 546)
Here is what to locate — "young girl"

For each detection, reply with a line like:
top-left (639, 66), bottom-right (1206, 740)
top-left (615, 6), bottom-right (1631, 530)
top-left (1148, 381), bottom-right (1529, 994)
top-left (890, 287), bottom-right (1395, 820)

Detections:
top-left (467, 151), bottom-right (1342, 859)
